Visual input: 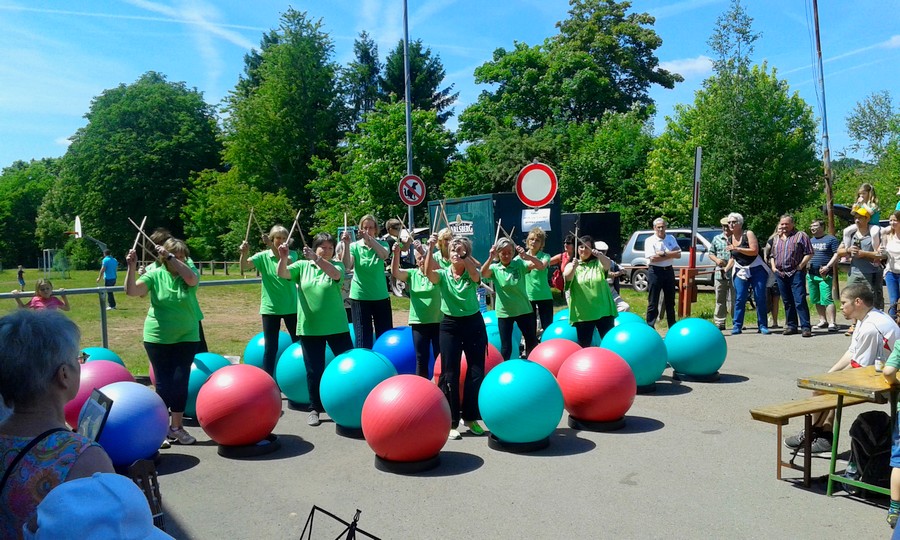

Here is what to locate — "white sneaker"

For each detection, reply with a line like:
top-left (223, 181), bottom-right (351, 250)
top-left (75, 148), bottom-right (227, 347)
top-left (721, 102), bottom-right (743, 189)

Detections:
top-left (167, 426), bottom-right (196, 445)
top-left (448, 429), bottom-right (462, 440)
top-left (814, 321), bottom-right (828, 329)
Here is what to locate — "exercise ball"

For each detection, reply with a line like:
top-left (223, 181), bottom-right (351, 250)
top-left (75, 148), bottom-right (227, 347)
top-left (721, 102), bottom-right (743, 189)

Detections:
top-left (184, 352), bottom-right (233, 418)
top-left (541, 321), bottom-right (579, 343)
top-left (92, 381), bottom-right (168, 467)
top-left (485, 322), bottom-right (523, 359)
top-left (196, 364), bottom-right (282, 446)
top-left (600, 324), bottom-right (668, 389)
top-left (557, 348), bottom-right (636, 423)
top-left (65, 360), bottom-right (135, 427)
top-left (362, 375), bottom-right (450, 464)
top-left (528, 339), bottom-right (582, 377)
top-left (665, 318), bottom-right (727, 377)
top-left (433, 344), bottom-right (504, 400)
top-left (82, 347), bottom-right (124, 367)
top-left (348, 323), bottom-right (356, 347)
top-left (274, 342), bottom-right (336, 405)
top-left (614, 311), bottom-right (645, 327)
top-left (552, 309), bottom-right (569, 323)
top-left (373, 326), bottom-right (423, 376)
top-left (482, 310), bottom-right (498, 326)
top-left (242, 331), bottom-right (292, 369)
top-left (479, 360), bottom-right (563, 444)
top-left (320, 349), bottom-right (398, 431)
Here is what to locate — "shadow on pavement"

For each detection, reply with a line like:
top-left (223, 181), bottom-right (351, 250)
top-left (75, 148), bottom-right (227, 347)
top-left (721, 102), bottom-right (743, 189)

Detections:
top-left (522, 428), bottom-right (597, 457)
top-left (156, 453), bottom-right (200, 475)
top-left (407, 451), bottom-right (485, 477)
top-left (599, 415), bottom-right (665, 435)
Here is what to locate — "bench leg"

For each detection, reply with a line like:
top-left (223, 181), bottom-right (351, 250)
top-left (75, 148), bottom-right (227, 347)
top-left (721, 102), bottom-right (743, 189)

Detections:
top-left (803, 414), bottom-right (812, 487)
top-left (776, 424), bottom-right (783, 480)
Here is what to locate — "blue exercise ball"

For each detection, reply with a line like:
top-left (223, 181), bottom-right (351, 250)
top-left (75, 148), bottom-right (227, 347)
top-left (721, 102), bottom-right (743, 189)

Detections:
top-left (541, 321), bottom-right (579, 343)
top-left (274, 342), bottom-right (336, 404)
top-left (479, 360), bottom-right (564, 443)
top-left (242, 331), bottom-right (292, 369)
top-left (373, 326), bottom-right (422, 376)
top-left (665, 318), bottom-right (727, 376)
top-left (184, 352), bottom-right (232, 418)
top-left (485, 322), bottom-right (523, 359)
top-left (320, 349), bottom-right (398, 429)
top-left (482, 310), bottom-right (498, 326)
top-left (600, 324), bottom-right (668, 388)
top-left (552, 309), bottom-right (569, 323)
top-left (92, 381), bottom-right (169, 467)
top-left (614, 312), bottom-right (645, 327)
top-left (82, 346), bottom-right (124, 367)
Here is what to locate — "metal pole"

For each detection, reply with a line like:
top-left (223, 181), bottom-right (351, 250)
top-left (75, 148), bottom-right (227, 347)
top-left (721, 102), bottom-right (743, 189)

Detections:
top-left (403, 0), bottom-right (416, 261)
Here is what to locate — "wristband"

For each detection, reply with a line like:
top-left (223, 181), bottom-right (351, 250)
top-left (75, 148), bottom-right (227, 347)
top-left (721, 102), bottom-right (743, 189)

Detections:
top-left (166, 254), bottom-right (175, 261)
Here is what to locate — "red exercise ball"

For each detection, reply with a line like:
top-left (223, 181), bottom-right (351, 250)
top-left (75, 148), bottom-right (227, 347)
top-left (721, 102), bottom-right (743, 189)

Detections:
top-left (362, 375), bottom-right (451, 462)
top-left (432, 344), bottom-right (503, 399)
top-left (528, 339), bottom-right (582, 377)
top-left (557, 347), bottom-right (636, 422)
top-left (195, 364), bottom-right (282, 446)
top-left (65, 360), bottom-right (135, 427)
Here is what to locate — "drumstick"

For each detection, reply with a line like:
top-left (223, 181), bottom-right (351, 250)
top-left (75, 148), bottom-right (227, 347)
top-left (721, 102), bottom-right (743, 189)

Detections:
top-left (131, 216), bottom-right (147, 251)
top-left (128, 217), bottom-right (159, 250)
top-left (440, 201), bottom-right (451, 231)
top-left (285, 209), bottom-right (302, 246)
top-left (244, 208), bottom-right (254, 243)
top-left (296, 224), bottom-right (308, 248)
top-left (494, 219), bottom-right (503, 246)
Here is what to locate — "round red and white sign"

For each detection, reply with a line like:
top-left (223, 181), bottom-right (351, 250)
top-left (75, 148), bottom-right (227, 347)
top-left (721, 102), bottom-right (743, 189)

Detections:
top-left (516, 163), bottom-right (557, 208)
top-left (398, 174), bottom-right (426, 206)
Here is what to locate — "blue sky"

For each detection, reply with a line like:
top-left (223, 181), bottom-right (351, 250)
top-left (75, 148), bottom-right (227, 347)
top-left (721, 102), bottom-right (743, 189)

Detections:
top-left (0, 0), bottom-right (897, 170)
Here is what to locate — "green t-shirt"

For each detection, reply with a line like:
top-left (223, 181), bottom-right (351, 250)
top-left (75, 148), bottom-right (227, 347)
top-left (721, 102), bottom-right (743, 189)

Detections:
top-left (407, 269), bottom-right (442, 325)
top-left (568, 259), bottom-right (618, 324)
top-left (436, 268), bottom-right (480, 317)
top-left (145, 258), bottom-right (203, 321)
top-left (250, 250), bottom-right (298, 315)
top-left (349, 240), bottom-right (389, 301)
top-left (489, 258), bottom-right (532, 318)
top-left (524, 251), bottom-right (552, 301)
top-left (433, 251), bottom-right (452, 269)
top-left (289, 260), bottom-right (347, 336)
top-left (138, 266), bottom-right (201, 344)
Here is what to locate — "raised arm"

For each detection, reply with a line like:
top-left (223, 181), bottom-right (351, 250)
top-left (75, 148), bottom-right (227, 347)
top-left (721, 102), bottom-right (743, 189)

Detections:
top-left (340, 231), bottom-right (353, 270)
top-left (519, 246), bottom-right (546, 270)
top-left (239, 241), bottom-right (254, 272)
top-left (157, 246), bottom-right (198, 287)
top-left (362, 230), bottom-right (389, 260)
top-left (306, 246), bottom-right (342, 281)
top-left (124, 249), bottom-right (148, 297)
top-left (480, 246), bottom-right (497, 279)
top-left (276, 243), bottom-right (291, 280)
top-left (424, 236), bottom-right (440, 284)
top-left (390, 243), bottom-right (408, 281)
top-left (56, 289), bottom-right (71, 312)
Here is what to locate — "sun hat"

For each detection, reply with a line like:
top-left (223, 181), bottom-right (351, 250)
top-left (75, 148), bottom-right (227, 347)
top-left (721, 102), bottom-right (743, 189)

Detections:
top-left (594, 241), bottom-right (609, 252)
top-left (27, 473), bottom-right (173, 539)
top-left (720, 217), bottom-right (729, 225)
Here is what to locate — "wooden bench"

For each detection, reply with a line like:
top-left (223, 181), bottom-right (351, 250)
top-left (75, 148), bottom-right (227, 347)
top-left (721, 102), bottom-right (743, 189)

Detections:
top-left (750, 394), bottom-right (868, 486)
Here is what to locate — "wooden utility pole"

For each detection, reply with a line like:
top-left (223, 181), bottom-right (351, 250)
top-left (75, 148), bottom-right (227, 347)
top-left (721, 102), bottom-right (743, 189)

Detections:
top-left (812, 0), bottom-right (835, 236)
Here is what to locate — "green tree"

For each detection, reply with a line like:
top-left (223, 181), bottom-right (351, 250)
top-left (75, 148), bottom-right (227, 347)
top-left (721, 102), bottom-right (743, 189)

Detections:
top-left (342, 31), bottom-right (382, 131)
top-left (380, 39), bottom-right (458, 124)
top-left (223, 9), bottom-right (345, 229)
top-left (845, 90), bottom-right (897, 162)
top-left (36, 71), bottom-right (221, 266)
top-left (0, 159), bottom-right (60, 268)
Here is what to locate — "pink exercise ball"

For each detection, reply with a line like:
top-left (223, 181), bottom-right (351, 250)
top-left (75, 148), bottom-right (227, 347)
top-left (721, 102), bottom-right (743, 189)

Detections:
top-left (362, 375), bottom-right (451, 463)
top-left (195, 364), bottom-right (282, 446)
top-left (432, 344), bottom-right (503, 400)
top-left (557, 347), bottom-right (636, 423)
top-left (527, 339), bottom-right (582, 377)
top-left (65, 360), bottom-right (135, 427)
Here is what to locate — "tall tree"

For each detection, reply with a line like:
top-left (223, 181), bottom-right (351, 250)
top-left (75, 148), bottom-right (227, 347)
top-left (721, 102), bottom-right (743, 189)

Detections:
top-left (223, 9), bottom-right (345, 229)
top-left (0, 159), bottom-right (59, 268)
top-left (36, 71), bottom-right (221, 267)
top-left (845, 90), bottom-right (897, 162)
top-left (342, 31), bottom-right (382, 131)
top-left (380, 39), bottom-right (458, 124)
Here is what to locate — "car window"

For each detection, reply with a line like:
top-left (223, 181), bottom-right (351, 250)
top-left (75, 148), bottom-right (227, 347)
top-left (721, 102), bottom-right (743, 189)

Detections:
top-left (673, 232), bottom-right (693, 251)
top-left (633, 233), bottom-right (651, 252)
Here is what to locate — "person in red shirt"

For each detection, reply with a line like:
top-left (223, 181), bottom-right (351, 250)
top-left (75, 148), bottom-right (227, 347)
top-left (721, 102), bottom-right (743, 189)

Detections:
top-left (12, 279), bottom-right (70, 311)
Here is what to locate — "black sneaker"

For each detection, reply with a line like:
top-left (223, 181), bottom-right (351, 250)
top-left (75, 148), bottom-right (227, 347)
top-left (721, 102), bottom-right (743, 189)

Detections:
top-left (798, 433), bottom-right (833, 455)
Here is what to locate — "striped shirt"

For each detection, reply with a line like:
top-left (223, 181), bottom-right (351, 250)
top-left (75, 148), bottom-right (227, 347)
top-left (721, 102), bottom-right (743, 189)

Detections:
top-left (771, 229), bottom-right (813, 275)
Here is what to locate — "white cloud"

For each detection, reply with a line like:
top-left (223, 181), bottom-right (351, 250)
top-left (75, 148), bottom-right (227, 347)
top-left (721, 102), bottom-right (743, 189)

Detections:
top-left (54, 136), bottom-right (72, 148)
top-left (660, 55), bottom-right (714, 79)
top-left (882, 35), bottom-right (900, 49)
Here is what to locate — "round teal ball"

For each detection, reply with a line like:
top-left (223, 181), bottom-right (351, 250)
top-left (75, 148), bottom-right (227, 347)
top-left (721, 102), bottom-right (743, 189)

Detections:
top-left (478, 360), bottom-right (563, 443)
top-left (665, 318), bottom-right (727, 376)
top-left (600, 323), bottom-right (667, 387)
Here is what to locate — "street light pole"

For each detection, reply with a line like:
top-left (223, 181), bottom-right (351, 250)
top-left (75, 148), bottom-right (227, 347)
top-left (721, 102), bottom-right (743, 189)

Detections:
top-left (402, 0), bottom-right (415, 259)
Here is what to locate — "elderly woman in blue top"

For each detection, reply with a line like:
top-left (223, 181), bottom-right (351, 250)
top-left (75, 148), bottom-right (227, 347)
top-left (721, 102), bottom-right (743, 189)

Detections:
top-left (343, 215), bottom-right (392, 349)
top-left (481, 237), bottom-right (544, 359)
top-left (239, 225), bottom-right (299, 377)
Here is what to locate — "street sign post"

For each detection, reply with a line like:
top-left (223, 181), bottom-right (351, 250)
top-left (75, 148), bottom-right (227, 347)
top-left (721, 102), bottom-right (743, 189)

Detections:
top-left (515, 163), bottom-right (558, 208)
top-left (398, 174), bottom-right (426, 206)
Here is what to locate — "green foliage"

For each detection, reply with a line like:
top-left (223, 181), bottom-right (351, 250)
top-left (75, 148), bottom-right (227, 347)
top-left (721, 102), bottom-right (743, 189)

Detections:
top-left (381, 39), bottom-right (458, 124)
top-left (35, 71), bottom-right (221, 264)
top-left (845, 90), bottom-right (897, 161)
top-left (342, 31), bottom-right (382, 131)
top-left (309, 101), bottom-right (455, 231)
top-left (0, 159), bottom-right (59, 267)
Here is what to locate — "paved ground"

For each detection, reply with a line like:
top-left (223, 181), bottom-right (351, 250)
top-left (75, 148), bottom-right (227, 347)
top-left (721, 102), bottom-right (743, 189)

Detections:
top-left (153, 325), bottom-right (896, 539)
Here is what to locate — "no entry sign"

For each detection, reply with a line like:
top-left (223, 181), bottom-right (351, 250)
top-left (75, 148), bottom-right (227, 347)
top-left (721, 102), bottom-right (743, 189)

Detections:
top-left (398, 174), bottom-right (426, 206)
top-left (515, 163), bottom-right (557, 208)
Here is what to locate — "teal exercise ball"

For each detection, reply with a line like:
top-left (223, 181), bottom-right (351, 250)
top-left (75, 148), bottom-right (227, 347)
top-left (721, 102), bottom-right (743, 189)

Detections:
top-left (614, 312), bottom-right (645, 327)
top-left (478, 360), bottom-right (563, 444)
top-left (600, 324), bottom-right (667, 388)
top-left (552, 309), bottom-right (569, 323)
top-left (274, 342), bottom-right (335, 405)
top-left (320, 349), bottom-right (398, 430)
top-left (482, 310), bottom-right (498, 326)
top-left (82, 346), bottom-right (124, 367)
top-left (242, 331), bottom-right (292, 369)
top-left (541, 321), bottom-right (579, 343)
top-left (184, 352), bottom-right (232, 418)
top-left (665, 318), bottom-right (727, 377)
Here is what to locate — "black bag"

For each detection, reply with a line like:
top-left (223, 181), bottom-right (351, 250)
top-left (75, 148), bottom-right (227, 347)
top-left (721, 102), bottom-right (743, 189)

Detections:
top-left (847, 410), bottom-right (893, 489)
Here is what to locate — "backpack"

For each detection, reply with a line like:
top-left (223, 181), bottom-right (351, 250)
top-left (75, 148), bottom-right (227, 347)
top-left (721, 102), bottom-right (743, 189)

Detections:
top-left (550, 252), bottom-right (570, 291)
top-left (846, 410), bottom-right (893, 490)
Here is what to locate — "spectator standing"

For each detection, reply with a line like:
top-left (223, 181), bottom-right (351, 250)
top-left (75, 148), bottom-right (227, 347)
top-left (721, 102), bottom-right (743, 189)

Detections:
top-left (16, 265), bottom-right (25, 289)
top-left (708, 217), bottom-right (735, 330)
top-left (838, 204), bottom-right (885, 336)
top-left (807, 219), bottom-right (840, 332)
top-left (881, 211), bottom-right (900, 321)
top-left (643, 217), bottom-right (680, 328)
top-left (95, 250), bottom-right (118, 310)
top-left (770, 215), bottom-right (814, 337)
top-left (726, 213), bottom-right (770, 335)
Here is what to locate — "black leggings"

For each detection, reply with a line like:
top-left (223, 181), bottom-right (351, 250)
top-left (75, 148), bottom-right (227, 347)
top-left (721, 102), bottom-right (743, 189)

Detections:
top-left (298, 332), bottom-right (354, 412)
top-left (574, 317), bottom-right (616, 348)
top-left (497, 312), bottom-right (539, 360)
top-left (411, 323), bottom-right (440, 378)
top-left (197, 321), bottom-right (208, 353)
top-left (144, 341), bottom-right (199, 414)
top-left (531, 299), bottom-right (553, 334)
top-left (438, 313), bottom-right (488, 426)
top-left (261, 313), bottom-right (299, 376)
top-left (350, 298), bottom-right (393, 349)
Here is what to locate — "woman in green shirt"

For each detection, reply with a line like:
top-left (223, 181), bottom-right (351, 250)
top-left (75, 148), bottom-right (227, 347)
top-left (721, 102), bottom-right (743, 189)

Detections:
top-left (481, 237), bottom-right (543, 359)
top-left (391, 241), bottom-right (442, 378)
top-left (125, 238), bottom-right (200, 445)
top-left (425, 235), bottom-right (487, 440)
top-left (239, 225), bottom-right (299, 377)
top-left (344, 215), bottom-right (392, 349)
top-left (563, 235), bottom-right (618, 347)
top-left (277, 233), bottom-right (353, 427)
top-left (525, 228), bottom-right (554, 336)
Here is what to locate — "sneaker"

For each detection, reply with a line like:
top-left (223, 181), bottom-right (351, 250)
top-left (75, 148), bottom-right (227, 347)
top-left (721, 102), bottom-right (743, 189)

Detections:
top-left (798, 433), bottom-right (833, 455)
top-left (828, 324), bottom-right (838, 333)
top-left (758, 327), bottom-right (771, 335)
top-left (888, 510), bottom-right (899, 529)
top-left (466, 421), bottom-right (486, 436)
top-left (159, 439), bottom-right (171, 449)
top-left (716, 323), bottom-right (726, 330)
top-left (783, 327), bottom-right (798, 336)
top-left (448, 429), bottom-right (462, 440)
top-left (105, 306), bottom-right (114, 311)
top-left (307, 411), bottom-right (321, 426)
top-left (731, 327), bottom-right (742, 335)
top-left (784, 428), bottom-right (809, 449)
top-left (167, 426), bottom-right (196, 445)
top-left (814, 321), bottom-right (828, 329)
top-left (802, 329), bottom-right (813, 338)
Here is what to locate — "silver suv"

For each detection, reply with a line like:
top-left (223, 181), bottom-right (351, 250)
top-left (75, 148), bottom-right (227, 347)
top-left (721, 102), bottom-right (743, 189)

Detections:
top-left (619, 228), bottom-right (720, 291)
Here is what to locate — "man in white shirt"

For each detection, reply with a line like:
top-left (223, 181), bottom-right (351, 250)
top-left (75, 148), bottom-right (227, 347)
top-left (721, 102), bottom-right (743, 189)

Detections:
top-left (644, 217), bottom-right (681, 328)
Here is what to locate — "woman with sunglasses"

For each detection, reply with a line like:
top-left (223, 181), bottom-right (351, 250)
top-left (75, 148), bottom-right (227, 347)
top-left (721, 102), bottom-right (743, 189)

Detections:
top-left (563, 235), bottom-right (618, 347)
top-left (726, 213), bottom-right (770, 335)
